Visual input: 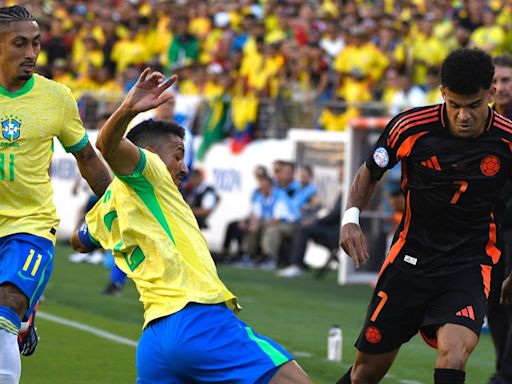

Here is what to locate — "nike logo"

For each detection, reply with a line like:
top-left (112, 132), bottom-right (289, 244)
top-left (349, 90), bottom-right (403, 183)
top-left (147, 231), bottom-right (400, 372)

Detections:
top-left (420, 156), bottom-right (441, 171)
top-left (17, 271), bottom-right (35, 281)
top-left (455, 305), bottom-right (475, 320)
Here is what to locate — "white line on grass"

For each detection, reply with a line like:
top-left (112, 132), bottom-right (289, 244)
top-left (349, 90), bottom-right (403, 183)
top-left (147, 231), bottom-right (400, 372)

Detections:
top-left (38, 311), bottom-right (137, 347)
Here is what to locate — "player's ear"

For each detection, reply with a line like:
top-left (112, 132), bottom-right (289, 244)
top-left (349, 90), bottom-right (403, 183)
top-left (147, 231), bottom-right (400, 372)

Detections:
top-left (440, 85), bottom-right (446, 101)
top-left (488, 85), bottom-right (496, 104)
top-left (144, 145), bottom-right (156, 154)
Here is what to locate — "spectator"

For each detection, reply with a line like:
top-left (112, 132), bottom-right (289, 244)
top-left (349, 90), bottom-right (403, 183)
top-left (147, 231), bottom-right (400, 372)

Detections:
top-left (182, 168), bottom-right (220, 229)
top-left (277, 162), bottom-right (343, 278)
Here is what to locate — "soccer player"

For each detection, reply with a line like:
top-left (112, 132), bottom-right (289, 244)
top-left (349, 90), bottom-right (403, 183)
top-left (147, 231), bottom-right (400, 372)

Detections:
top-left (70, 68), bottom-right (312, 384)
top-left (337, 48), bottom-right (512, 384)
top-left (488, 53), bottom-right (512, 384)
top-left (0, 6), bottom-right (111, 383)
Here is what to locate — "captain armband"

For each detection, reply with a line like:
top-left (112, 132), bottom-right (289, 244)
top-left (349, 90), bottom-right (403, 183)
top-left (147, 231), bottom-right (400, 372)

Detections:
top-left (78, 222), bottom-right (99, 250)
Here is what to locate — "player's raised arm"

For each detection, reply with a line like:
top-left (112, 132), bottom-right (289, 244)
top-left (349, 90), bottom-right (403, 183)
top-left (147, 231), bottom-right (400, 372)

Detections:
top-left (96, 68), bottom-right (177, 175)
top-left (339, 164), bottom-right (378, 269)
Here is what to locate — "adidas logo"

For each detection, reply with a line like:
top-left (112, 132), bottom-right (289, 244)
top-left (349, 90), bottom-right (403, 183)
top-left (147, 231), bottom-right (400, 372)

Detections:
top-left (420, 155), bottom-right (441, 170)
top-left (455, 305), bottom-right (475, 320)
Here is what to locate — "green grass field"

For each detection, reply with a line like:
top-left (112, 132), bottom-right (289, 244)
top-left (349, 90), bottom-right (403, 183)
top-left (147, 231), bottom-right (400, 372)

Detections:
top-left (21, 243), bottom-right (495, 383)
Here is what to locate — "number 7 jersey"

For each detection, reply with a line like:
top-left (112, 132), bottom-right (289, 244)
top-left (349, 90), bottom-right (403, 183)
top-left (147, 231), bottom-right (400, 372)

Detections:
top-left (366, 104), bottom-right (512, 277)
top-left (0, 74), bottom-right (89, 243)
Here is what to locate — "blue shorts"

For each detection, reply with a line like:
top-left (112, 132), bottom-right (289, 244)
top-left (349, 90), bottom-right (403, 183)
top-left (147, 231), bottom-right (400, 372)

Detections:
top-left (136, 302), bottom-right (293, 383)
top-left (0, 233), bottom-right (54, 320)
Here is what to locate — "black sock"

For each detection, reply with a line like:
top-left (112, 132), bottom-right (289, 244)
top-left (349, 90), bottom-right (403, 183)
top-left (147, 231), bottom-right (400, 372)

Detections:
top-left (336, 366), bottom-right (352, 384)
top-left (434, 368), bottom-right (465, 384)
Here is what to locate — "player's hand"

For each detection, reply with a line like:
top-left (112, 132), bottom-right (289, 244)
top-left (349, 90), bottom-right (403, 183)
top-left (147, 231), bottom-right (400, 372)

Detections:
top-left (500, 275), bottom-right (512, 305)
top-left (340, 223), bottom-right (369, 269)
top-left (123, 68), bottom-right (177, 114)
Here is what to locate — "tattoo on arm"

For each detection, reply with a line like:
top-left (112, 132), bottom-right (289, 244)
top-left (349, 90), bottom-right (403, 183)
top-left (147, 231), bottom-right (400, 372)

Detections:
top-left (73, 143), bottom-right (112, 197)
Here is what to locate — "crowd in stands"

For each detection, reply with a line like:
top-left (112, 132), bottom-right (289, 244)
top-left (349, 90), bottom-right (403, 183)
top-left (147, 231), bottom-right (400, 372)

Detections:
top-left (26, 0), bottom-right (512, 143)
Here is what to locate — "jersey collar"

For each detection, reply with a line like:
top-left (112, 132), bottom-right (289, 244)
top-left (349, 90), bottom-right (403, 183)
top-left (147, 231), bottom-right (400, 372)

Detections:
top-left (0, 75), bottom-right (35, 98)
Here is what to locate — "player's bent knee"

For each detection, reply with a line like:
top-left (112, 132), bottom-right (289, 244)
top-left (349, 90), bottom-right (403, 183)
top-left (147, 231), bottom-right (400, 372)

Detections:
top-left (0, 283), bottom-right (29, 318)
top-left (269, 360), bottom-right (312, 384)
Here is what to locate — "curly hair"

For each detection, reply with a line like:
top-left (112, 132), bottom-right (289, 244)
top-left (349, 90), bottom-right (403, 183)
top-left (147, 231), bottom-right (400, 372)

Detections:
top-left (126, 119), bottom-right (185, 148)
top-left (441, 48), bottom-right (494, 95)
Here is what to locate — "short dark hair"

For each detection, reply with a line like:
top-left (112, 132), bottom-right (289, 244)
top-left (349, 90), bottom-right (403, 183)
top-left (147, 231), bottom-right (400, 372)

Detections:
top-left (126, 119), bottom-right (185, 148)
top-left (493, 53), bottom-right (512, 69)
top-left (441, 48), bottom-right (494, 94)
top-left (0, 5), bottom-right (35, 26)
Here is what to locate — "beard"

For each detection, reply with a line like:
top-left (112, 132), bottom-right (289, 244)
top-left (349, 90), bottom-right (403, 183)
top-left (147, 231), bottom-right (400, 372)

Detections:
top-left (18, 74), bottom-right (32, 81)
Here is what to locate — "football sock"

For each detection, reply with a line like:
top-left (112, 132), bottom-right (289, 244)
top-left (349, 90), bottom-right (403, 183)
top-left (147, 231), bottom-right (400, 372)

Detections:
top-left (434, 368), bottom-right (465, 384)
top-left (111, 264), bottom-right (127, 286)
top-left (337, 366), bottom-right (352, 384)
top-left (0, 306), bottom-right (21, 383)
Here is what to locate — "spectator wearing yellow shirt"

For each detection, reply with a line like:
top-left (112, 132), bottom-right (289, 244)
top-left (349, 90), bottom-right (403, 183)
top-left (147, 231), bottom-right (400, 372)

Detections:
top-left (409, 13), bottom-right (448, 86)
top-left (73, 35), bottom-right (104, 78)
top-left (333, 25), bottom-right (388, 99)
top-left (470, 8), bottom-right (506, 56)
top-left (188, 2), bottom-right (212, 40)
top-left (110, 25), bottom-right (146, 75)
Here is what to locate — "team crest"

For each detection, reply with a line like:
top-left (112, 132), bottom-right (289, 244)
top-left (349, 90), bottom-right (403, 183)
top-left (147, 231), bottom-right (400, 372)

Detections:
top-left (480, 155), bottom-right (500, 177)
top-left (365, 326), bottom-right (382, 344)
top-left (1, 116), bottom-right (21, 142)
top-left (373, 147), bottom-right (389, 168)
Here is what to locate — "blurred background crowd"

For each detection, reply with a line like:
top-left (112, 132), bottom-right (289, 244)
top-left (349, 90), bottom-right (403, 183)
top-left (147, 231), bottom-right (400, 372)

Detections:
top-left (19, 0), bottom-right (512, 152)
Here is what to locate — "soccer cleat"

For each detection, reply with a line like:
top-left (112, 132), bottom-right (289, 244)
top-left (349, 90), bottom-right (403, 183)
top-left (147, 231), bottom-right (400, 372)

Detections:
top-left (102, 282), bottom-right (123, 295)
top-left (18, 303), bottom-right (39, 356)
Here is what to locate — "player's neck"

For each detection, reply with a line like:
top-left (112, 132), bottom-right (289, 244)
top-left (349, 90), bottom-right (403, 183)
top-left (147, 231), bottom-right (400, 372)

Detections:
top-left (0, 75), bottom-right (30, 93)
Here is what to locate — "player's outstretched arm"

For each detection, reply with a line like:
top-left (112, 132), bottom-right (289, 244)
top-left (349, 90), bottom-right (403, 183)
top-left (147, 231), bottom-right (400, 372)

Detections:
top-left (339, 164), bottom-right (378, 269)
top-left (70, 223), bottom-right (98, 253)
top-left (73, 142), bottom-right (112, 197)
top-left (96, 68), bottom-right (177, 176)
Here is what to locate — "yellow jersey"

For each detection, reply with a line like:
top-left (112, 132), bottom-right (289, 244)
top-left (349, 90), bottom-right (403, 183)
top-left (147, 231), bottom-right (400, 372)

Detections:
top-left (86, 149), bottom-right (239, 328)
top-left (0, 74), bottom-right (88, 243)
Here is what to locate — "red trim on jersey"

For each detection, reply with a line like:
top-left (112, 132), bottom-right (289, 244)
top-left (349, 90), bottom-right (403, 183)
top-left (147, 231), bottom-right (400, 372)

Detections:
top-left (494, 111), bottom-right (512, 127)
top-left (486, 108), bottom-right (494, 131)
top-left (378, 189), bottom-right (412, 278)
top-left (390, 117), bottom-right (439, 149)
top-left (486, 211), bottom-right (501, 264)
top-left (441, 103), bottom-right (446, 128)
top-left (500, 138), bottom-right (512, 152)
top-left (481, 264), bottom-right (491, 298)
top-left (388, 108), bottom-right (439, 148)
top-left (388, 106), bottom-right (439, 140)
top-left (396, 131), bottom-right (429, 161)
top-left (430, 156), bottom-right (441, 170)
top-left (495, 122), bottom-right (512, 135)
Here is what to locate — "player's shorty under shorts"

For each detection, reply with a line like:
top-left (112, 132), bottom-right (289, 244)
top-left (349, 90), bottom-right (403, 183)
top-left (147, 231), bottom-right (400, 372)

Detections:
top-left (136, 302), bottom-right (294, 384)
top-left (0, 233), bottom-right (54, 321)
top-left (355, 262), bottom-right (489, 354)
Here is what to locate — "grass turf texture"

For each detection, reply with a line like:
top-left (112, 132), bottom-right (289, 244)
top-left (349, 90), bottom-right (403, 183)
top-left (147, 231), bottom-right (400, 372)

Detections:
top-left (22, 243), bottom-right (494, 383)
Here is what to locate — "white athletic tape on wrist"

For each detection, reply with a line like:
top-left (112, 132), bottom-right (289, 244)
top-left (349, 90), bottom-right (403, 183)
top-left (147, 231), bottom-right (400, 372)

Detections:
top-left (342, 207), bottom-right (360, 226)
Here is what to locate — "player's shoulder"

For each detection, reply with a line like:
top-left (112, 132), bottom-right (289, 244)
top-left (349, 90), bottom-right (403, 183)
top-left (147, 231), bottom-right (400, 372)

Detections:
top-left (389, 104), bottom-right (442, 126)
top-left (385, 104), bottom-right (442, 148)
top-left (491, 110), bottom-right (512, 139)
top-left (34, 74), bottom-right (72, 96)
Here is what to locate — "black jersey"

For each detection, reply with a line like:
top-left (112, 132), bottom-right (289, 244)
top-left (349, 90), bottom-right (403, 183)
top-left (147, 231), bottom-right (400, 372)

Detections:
top-left (366, 104), bottom-right (512, 276)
